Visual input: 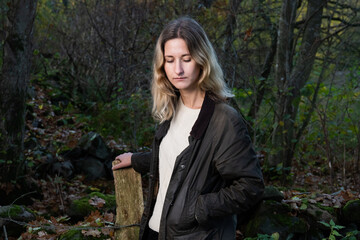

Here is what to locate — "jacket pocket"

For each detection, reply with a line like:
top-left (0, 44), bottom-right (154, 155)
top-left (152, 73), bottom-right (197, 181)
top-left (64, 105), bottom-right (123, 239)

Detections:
top-left (167, 189), bottom-right (199, 231)
top-left (179, 189), bottom-right (200, 229)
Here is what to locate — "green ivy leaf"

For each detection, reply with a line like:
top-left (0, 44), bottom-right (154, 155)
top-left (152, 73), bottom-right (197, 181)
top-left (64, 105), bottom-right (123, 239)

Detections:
top-left (330, 219), bottom-right (335, 226)
top-left (319, 221), bottom-right (330, 228)
top-left (332, 230), bottom-right (342, 237)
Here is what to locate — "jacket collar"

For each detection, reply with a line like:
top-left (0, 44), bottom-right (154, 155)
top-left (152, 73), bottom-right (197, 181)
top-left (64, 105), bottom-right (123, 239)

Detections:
top-left (190, 92), bottom-right (215, 139)
top-left (155, 92), bottom-right (216, 141)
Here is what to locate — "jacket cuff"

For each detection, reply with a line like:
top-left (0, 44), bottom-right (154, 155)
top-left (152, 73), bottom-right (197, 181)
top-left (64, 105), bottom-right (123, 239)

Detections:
top-left (131, 152), bottom-right (151, 174)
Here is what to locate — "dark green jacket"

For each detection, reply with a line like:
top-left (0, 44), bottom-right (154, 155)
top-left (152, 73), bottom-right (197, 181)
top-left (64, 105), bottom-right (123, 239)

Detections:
top-left (132, 93), bottom-right (264, 240)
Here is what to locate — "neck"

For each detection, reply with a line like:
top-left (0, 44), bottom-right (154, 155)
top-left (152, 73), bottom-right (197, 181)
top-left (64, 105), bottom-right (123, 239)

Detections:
top-left (179, 89), bottom-right (205, 109)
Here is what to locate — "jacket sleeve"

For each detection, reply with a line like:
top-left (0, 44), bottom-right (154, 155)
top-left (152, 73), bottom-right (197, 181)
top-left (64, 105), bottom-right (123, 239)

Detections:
top-left (195, 110), bottom-right (264, 224)
top-left (131, 152), bottom-right (152, 175)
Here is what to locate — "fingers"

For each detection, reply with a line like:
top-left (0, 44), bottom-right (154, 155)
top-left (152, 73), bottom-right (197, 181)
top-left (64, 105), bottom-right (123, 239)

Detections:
top-left (112, 162), bottom-right (124, 170)
top-left (115, 156), bottom-right (122, 162)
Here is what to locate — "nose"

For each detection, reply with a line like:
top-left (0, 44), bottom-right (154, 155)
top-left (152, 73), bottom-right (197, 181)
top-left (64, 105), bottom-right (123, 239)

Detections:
top-left (175, 60), bottom-right (184, 76)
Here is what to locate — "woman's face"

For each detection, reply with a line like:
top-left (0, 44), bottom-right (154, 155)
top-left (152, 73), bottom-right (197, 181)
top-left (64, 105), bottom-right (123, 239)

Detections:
top-left (163, 38), bottom-right (201, 93)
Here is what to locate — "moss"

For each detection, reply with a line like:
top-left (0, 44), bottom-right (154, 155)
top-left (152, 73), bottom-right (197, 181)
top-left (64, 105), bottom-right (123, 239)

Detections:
top-left (245, 213), bottom-right (307, 236)
top-left (273, 185), bottom-right (287, 192)
top-left (273, 213), bottom-right (307, 233)
top-left (342, 199), bottom-right (360, 225)
top-left (343, 199), bottom-right (360, 210)
top-left (244, 200), bottom-right (307, 236)
top-left (266, 199), bottom-right (292, 212)
top-left (58, 229), bottom-right (84, 240)
top-left (316, 202), bottom-right (335, 215)
top-left (0, 205), bottom-right (23, 218)
top-left (69, 192), bottom-right (116, 218)
top-left (89, 192), bottom-right (116, 208)
top-left (263, 186), bottom-right (284, 201)
top-left (70, 198), bottom-right (97, 217)
top-left (315, 210), bottom-right (323, 218)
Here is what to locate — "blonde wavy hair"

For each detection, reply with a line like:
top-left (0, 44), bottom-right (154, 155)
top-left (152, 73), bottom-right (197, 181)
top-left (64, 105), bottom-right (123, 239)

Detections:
top-left (152, 17), bottom-right (233, 123)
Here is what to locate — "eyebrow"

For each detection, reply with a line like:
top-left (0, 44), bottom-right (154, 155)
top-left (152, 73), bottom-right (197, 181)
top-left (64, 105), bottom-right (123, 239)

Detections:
top-left (164, 54), bottom-right (191, 58)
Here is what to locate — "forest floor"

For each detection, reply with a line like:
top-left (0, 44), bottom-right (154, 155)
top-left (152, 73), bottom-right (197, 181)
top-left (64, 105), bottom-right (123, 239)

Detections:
top-left (1, 83), bottom-right (360, 239)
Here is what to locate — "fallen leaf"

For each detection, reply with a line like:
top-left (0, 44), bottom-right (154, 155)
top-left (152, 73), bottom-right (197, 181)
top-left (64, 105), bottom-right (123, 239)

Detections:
top-left (340, 189), bottom-right (356, 202)
top-left (38, 231), bottom-right (47, 237)
top-left (89, 196), bottom-right (106, 208)
top-left (82, 229), bottom-right (101, 237)
top-left (101, 227), bottom-right (114, 236)
top-left (104, 212), bottom-right (114, 222)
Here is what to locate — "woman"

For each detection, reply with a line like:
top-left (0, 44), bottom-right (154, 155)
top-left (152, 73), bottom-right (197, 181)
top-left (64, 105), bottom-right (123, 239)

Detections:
top-left (112, 16), bottom-right (264, 240)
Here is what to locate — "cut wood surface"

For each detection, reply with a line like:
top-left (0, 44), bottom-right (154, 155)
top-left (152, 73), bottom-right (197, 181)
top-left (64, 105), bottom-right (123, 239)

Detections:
top-left (113, 161), bottom-right (144, 240)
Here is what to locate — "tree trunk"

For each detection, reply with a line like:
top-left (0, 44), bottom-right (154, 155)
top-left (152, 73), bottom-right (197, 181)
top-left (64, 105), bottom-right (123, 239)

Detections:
top-left (270, 0), bottom-right (326, 175)
top-left (0, 0), bottom-right (37, 181)
top-left (112, 163), bottom-right (144, 240)
top-left (269, 0), bottom-right (298, 168)
top-left (223, 0), bottom-right (242, 88)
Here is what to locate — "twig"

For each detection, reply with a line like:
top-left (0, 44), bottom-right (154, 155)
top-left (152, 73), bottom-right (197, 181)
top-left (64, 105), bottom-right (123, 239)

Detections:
top-left (0, 217), bottom-right (139, 231)
top-left (7, 191), bottom-right (37, 221)
top-left (54, 175), bottom-right (65, 213)
top-left (10, 191), bottom-right (37, 206)
top-left (3, 225), bottom-right (8, 240)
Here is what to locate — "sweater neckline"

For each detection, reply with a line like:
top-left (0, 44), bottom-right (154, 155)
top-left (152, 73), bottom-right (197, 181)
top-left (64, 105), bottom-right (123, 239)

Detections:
top-left (155, 92), bottom-right (216, 141)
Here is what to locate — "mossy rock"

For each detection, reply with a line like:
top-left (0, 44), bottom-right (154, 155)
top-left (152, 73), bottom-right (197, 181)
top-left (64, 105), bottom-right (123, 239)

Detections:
top-left (315, 202), bottom-right (336, 216)
top-left (341, 199), bottom-right (360, 227)
top-left (0, 204), bottom-right (22, 218)
top-left (243, 200), bottom-right (308, 238)
top-left (68, 192), bottom-right (116, 220)
top-left (78, 132), bottom-right (110, 160)
top-left (0, 204), bottom-right (35, 220)
top-left (303, 203), bottom-right (337, 224)
top-left (262, 185), bottom-right (284, 202)
top-left (299, 202), bottom-right (337, 238)
top-left (0, 205), bottom-right (35, 237)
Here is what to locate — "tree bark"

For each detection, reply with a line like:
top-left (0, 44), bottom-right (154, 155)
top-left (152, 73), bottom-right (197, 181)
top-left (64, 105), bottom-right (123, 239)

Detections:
top-left (269, 0), bottom-right (298, 168)
top-left (270, 0), bottom-right (326, 175)
top-left (222, 0), bottom-right (242, 88)
top-left (0, 0), bottom-right (37, 181)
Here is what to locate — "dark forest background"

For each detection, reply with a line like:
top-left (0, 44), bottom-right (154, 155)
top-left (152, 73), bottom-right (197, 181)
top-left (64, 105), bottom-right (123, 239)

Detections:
top-left (0, 0), bottom-right (360, 239)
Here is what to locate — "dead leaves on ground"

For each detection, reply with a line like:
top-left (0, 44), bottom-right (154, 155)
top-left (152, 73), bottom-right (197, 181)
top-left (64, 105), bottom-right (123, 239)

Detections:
top-left (20, 210), bottom-right (115, 240)
top-left (21, 174), bottom-right (116, 239)
top-left (30, 175), bottom-right (88, 215)
top-left (282, 188), bottom-right (360, 212)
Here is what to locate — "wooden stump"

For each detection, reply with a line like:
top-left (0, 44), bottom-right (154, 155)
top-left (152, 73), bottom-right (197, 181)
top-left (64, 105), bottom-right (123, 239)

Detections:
top-left (113, 161), bottom-right (144, 240)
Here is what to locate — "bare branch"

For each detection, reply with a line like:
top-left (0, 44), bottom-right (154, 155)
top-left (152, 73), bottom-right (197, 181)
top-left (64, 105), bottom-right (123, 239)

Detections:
top-left (83, 1), bottom-right (114, 48)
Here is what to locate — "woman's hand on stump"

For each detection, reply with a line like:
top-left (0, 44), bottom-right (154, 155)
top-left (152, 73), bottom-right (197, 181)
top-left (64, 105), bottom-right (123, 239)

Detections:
top-left (112, 152), bottom-right (133, 170)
